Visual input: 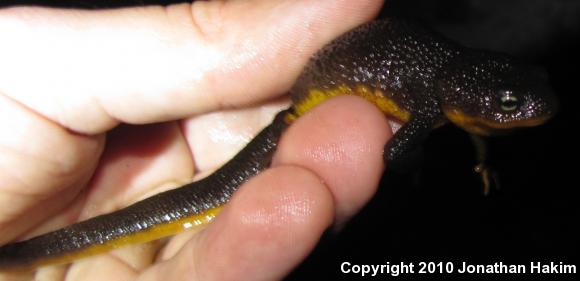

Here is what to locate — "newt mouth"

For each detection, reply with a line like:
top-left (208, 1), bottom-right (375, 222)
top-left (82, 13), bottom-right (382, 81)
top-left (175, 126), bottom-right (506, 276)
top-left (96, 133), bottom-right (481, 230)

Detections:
top-left (443, 108), bottom-right (554, 136)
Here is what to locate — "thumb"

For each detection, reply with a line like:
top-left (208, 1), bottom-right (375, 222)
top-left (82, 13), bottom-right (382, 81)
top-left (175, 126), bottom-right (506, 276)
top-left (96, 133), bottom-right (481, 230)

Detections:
top-left (0, 0), bottom-right (383, 134)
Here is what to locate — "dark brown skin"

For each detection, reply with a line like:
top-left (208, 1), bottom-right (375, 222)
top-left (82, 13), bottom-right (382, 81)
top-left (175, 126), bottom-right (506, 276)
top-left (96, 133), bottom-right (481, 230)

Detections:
top-left (0, 19), bottom-right (558, 270)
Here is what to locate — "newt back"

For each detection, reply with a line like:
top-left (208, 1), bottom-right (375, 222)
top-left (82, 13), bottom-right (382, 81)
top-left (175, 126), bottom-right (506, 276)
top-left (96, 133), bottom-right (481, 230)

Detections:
top-left (0, 19), bottom-right (557, 271)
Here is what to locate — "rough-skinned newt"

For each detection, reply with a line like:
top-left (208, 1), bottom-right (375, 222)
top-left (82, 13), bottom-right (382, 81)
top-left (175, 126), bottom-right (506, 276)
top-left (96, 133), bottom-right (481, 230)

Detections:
top-left (0, 19), bottom-right (558, 270)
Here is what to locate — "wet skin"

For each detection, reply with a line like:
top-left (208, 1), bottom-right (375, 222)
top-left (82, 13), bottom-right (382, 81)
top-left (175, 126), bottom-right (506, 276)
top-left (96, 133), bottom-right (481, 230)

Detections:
top-left (0, 19), bottom-right (558, 270)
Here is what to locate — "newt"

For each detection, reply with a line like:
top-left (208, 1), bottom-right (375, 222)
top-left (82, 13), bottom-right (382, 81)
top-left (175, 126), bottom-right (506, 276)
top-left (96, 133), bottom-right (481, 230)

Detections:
top-left (0, 19), bottom-right (558, 270)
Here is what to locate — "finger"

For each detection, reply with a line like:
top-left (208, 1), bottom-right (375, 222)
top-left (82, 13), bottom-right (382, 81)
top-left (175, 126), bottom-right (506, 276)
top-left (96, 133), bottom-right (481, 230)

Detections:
top-left (25, 122), bottom-right (195, 237)
top-left (273, 96), bottom-right (392, 223)
top-left (20, 122), bottom-right (196, 279)
top-left (138, 96), bottom-right (391, 280)
top-left (183, 97), bottom-right (290, 176)
top-left (0, 93), bottom-right (104, 244)
top-left (138, 166), bottom-right (334, 281)
top-left (0, 0), bottom-right (383, 134)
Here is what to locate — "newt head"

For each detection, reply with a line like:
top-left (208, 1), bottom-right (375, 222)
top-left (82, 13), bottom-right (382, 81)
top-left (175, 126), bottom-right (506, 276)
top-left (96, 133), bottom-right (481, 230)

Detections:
top-left (438, 52), bottom-right (558, 136)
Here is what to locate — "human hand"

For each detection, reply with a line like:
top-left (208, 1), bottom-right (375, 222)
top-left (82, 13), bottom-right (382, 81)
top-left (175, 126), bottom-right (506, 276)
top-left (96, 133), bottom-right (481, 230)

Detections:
top-left (0, 0), bottom-right (389, 280)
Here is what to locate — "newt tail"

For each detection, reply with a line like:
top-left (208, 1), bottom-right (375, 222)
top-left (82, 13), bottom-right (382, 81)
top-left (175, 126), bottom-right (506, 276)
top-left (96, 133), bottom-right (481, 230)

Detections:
top-left (0, 110), bottom-right (290, 270)
top-left (0, 18), bottom-right (557, 271)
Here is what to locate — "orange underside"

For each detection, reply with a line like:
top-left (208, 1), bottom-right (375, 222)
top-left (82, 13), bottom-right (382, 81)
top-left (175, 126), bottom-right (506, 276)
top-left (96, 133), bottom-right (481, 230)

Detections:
top-left (286, 84), bottom-right (411, 123)
top-left (22, 207), bottom-right (222, 270)
top-left (13, 84), bottom-right (414, 271)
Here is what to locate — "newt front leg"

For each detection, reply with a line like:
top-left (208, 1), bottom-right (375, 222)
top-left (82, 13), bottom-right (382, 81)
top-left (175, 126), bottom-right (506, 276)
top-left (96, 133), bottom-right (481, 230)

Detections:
top-left (384, 114), bottom-right (439, 163)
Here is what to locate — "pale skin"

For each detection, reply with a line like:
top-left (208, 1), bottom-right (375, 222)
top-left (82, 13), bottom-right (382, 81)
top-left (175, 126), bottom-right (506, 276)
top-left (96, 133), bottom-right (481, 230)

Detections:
top-left (0, 0), bottom-right (392, 280)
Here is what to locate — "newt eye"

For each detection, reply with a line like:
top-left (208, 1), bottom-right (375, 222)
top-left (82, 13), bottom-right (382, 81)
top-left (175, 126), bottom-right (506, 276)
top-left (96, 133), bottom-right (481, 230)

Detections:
top-left (499, 91), bottom-right (519, 112)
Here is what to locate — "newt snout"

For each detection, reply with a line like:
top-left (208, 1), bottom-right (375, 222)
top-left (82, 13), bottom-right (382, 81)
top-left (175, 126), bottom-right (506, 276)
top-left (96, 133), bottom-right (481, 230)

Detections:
top-left (0, 19), bottom-right (558, 270)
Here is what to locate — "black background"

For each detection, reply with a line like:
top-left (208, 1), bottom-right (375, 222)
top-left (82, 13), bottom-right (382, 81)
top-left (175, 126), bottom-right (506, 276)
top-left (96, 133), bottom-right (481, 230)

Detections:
top-left (1, 0), bottom-right (578, 280)
top-left (291, 1), bottom-right (579, 280)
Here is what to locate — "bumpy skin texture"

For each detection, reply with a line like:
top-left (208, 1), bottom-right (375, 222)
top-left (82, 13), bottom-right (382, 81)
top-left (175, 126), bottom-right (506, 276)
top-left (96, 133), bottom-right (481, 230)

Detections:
top-left (0, 111), bottom-right (289, 269)
top-left (292, 19), bottom-right (556, 158)
top-left (438, 51), bottom-right (557, 134)
top-left (292, 20), bottom-right (459, 160)
top-left (0, 19), bottom-right (557, 270)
